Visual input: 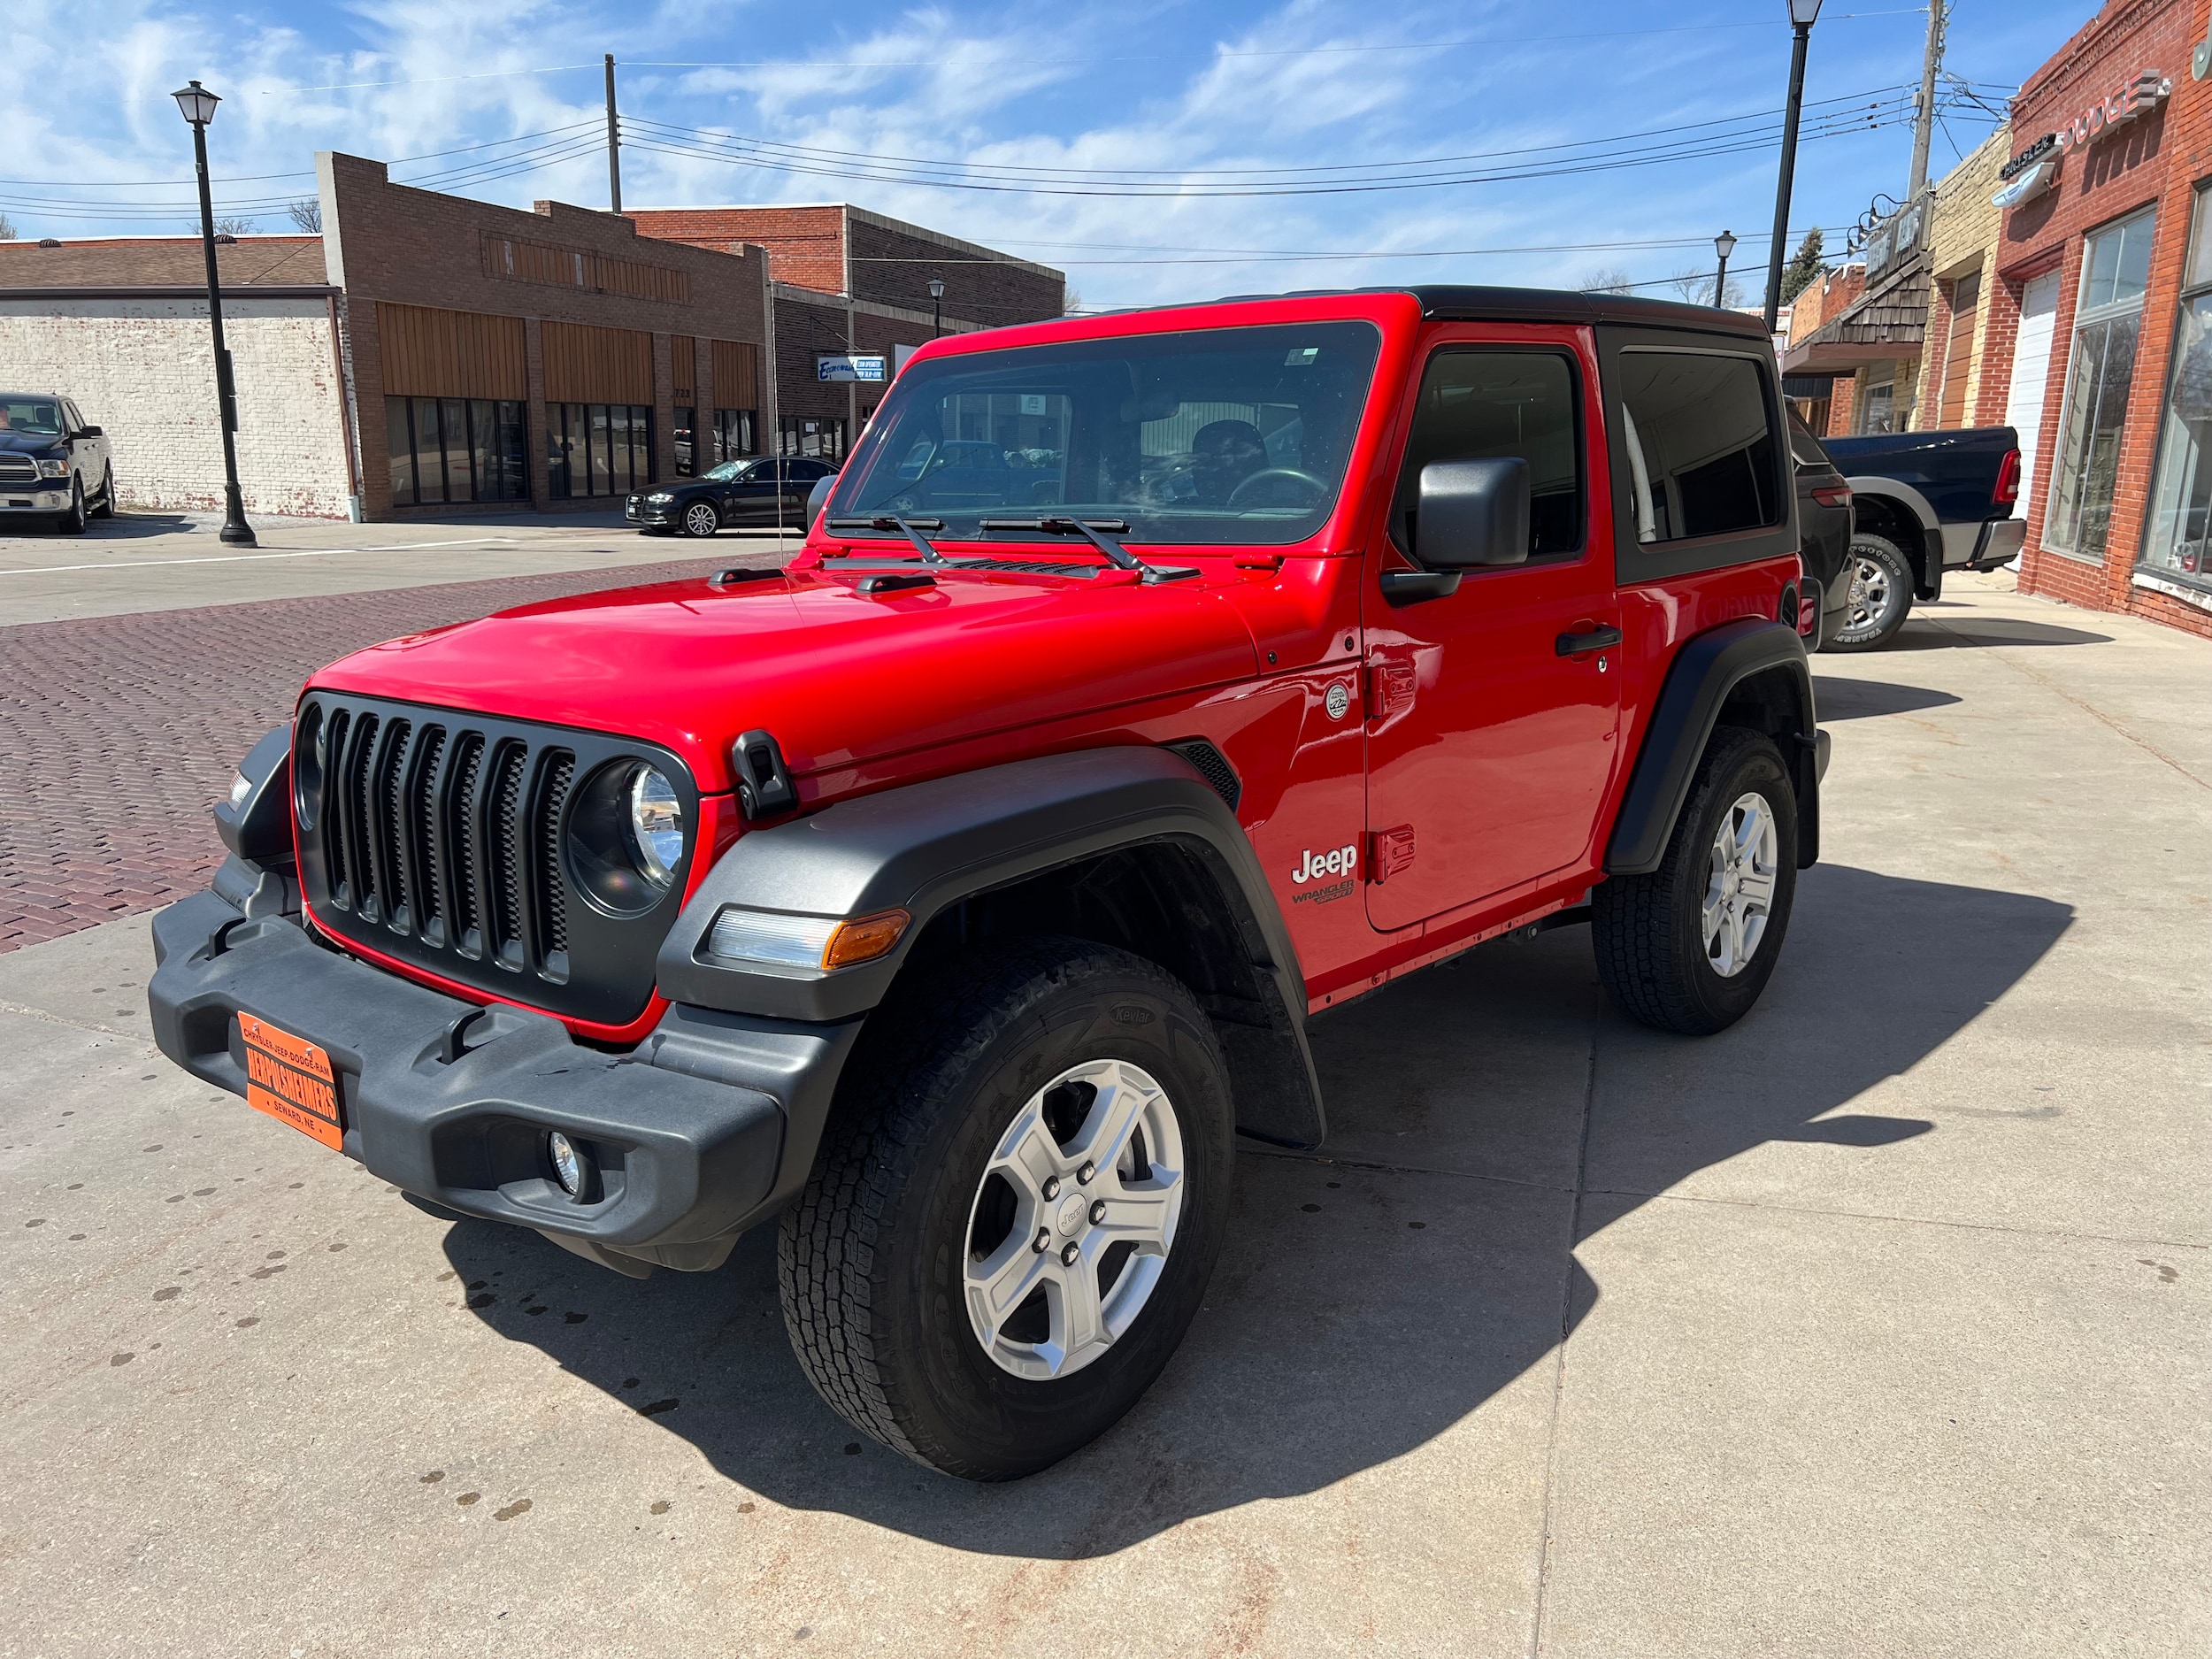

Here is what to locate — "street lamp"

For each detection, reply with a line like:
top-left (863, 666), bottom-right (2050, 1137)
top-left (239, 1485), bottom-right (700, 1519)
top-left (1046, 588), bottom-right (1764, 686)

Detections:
top-left (928, 277), bottom-right (946, 339)
top-left (171, 79), bottom-right (255, 547)
top-left (1762, 0), bottom-right (1822, 333)
top-left (1713, 230), bottom-right (1738, 308)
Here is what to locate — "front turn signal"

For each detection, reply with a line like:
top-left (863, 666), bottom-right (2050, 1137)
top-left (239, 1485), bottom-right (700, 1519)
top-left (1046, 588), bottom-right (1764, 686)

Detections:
top-left (822, 909), bottom-right (911, 970)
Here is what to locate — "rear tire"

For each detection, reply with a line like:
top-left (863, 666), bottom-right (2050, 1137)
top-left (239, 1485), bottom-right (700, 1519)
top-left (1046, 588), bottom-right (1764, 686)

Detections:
top-left (1592, 726), bottom-right (1798, 1035)
top-left (1824, 532), bottom-right (1912, 651)
top-left (779, 937), bottom-right (1234, 1480)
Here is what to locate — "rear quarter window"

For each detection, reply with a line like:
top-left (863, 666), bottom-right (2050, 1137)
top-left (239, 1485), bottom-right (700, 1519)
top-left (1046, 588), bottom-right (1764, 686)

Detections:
top-left (1595, 333), bottom-right (1796, 580)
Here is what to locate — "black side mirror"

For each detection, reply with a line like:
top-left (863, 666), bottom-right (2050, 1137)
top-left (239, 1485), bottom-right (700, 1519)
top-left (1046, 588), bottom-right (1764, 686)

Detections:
top-left (1414, 457), bottom-right (1531, 570)
top-left (79, 425), bottom-right (103, 438)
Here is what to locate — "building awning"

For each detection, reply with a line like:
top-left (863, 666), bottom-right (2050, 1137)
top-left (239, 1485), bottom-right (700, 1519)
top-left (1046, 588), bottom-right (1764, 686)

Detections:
top-left (1780, 261), bottom-right (1929, 376)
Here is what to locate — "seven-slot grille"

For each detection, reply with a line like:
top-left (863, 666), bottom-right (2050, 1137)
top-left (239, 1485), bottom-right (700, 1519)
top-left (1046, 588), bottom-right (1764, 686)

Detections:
top-left (293, 693), bottom-right (693, 1027)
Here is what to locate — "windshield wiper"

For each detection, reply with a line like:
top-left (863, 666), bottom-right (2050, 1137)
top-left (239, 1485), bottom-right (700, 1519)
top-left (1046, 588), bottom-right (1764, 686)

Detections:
top-left (826, 515), bottom-right (946, 564)
top-left (976, 517), bottom-right (1198, 581)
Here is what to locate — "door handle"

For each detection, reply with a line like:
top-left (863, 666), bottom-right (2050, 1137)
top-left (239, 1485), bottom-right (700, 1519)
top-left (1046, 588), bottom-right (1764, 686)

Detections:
top-left (1556, 625), bottom-right (1624, 657)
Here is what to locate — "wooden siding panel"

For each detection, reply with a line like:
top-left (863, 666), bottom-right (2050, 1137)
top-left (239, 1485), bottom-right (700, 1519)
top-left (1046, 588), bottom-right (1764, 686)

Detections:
top-left (672, 334), bottom-right (696, 400)
top-left (480, 231), bottom-right (690, 305)
top-left (376, 302), bottom-right (526, 399)
top-left (710, 338), bottom-right (760, 409)
top-left (541, 320), bottom-right (654, 404)
top-left (1939, 273), bottom-right (1979, 429)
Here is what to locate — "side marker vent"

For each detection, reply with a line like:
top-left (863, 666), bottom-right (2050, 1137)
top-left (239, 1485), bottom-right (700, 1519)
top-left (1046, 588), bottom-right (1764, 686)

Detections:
top-left (1164, 740), bottom-right (1241, 812)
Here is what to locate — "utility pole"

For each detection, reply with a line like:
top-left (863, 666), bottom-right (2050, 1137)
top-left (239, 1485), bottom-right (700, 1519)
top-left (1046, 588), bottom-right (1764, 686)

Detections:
top-left (1907, 0), bottom-right (1948, 199)
top-left (604, 54), bottom-right (622, 213)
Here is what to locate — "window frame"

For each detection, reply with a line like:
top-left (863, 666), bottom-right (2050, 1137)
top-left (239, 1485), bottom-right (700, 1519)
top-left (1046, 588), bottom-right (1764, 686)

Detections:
top-left (1385, 342), bottom-right (1589, 569)
top-left (2138, 184), bottom-right (2212, 590)
top-left (1594, 326), bottom-right (1797, 579)
top-left (2046, 204), bottom-right (2157, 557)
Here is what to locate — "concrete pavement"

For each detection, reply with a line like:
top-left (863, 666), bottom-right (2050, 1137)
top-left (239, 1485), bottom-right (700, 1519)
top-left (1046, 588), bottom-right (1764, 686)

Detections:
top-left (0, 576), bottom-right (2204, 1656)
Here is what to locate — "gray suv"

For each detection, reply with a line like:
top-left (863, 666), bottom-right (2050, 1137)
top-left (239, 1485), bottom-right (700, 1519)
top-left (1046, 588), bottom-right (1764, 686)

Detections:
top-left (0, 392), bottom-right (115, 534)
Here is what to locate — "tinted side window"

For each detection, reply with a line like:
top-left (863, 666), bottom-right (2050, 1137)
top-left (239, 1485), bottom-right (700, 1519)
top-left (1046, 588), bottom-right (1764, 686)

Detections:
top-left (1616, 352), bottom-right (1782, 543)
top-left (1392, 350), bottom-right (1582, 558)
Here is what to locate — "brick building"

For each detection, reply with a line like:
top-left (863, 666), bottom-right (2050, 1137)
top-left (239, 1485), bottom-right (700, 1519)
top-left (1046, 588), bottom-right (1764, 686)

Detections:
top-left (626, 204), bottom-right (1066, 462)
top-left (1984, 0), bottom-right (2212, 636)
top-left (0, 237), bottom-right (355, 518)
top-left (0, 156), bottom-right (772, 522)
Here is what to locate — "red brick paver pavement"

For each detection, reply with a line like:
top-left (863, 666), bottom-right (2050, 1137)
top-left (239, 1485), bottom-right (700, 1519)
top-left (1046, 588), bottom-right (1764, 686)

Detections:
top-left (0, 555), bottom-right (753, 952)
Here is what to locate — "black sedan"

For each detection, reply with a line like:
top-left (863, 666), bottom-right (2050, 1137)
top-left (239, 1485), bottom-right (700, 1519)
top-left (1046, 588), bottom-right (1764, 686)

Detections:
top-left (626, 457), bottom-right (840, 537)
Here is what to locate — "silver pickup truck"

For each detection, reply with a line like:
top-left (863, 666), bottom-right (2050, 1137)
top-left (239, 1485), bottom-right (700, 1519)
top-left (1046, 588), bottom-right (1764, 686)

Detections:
top-left (0, 391), bottom-right (115, 534)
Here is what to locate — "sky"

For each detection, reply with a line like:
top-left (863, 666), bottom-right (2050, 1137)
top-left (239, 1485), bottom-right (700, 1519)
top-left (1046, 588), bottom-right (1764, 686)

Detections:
top-left (3, 0), bottom-right (2106, 311)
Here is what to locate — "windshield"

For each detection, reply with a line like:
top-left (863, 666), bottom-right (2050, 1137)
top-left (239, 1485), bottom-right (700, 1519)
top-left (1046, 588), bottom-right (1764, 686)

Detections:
top-left (0, 397), bottom-right (62, 436)
top-left (826, 321), bottom-right (1382, 546)
top-left (699, 460), bottom-right (751, 482)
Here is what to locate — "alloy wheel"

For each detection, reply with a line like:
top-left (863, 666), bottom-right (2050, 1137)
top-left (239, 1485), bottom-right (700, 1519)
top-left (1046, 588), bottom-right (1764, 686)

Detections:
top-left (683, 502), bottom-right (718, 537)
top-left (1840, 553), bottom-right (1892, 641)
top-left (962, 1058), bottom-right (1186, 1381)
top-left (1702, 791), bottom-right (1778, 979)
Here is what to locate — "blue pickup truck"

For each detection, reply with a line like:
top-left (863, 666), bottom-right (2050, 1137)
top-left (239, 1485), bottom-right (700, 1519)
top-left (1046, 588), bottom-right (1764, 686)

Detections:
top-left (1817, 426), bottom-right (2024, 650)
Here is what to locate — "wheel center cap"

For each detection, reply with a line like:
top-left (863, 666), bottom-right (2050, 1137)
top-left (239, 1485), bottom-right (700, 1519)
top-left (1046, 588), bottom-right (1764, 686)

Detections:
top-left (1056, 1194), bottom-right (1087, 1235)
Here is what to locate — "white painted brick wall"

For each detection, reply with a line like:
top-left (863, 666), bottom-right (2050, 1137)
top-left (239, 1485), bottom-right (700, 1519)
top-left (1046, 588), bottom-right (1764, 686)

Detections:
top-left (0, 297), bottom-right (354, 518)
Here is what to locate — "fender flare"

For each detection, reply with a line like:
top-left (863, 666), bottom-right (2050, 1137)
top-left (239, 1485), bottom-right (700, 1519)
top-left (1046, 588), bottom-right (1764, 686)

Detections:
top-left (656, 746), bottom-right (1326, 1151)
top-left (1847, 475), bottom-right (1941, 593)
top-left (1605, 618), bottom-right (1820, 877)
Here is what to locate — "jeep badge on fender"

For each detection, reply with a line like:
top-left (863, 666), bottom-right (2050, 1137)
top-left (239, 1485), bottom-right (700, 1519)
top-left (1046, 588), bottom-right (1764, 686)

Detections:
top-left (150, 284), bottom-right (1829, 1483)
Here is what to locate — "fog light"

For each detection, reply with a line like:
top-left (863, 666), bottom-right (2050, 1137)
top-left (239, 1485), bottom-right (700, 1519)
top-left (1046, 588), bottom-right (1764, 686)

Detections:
top-left (548, 1131), bottom-right (586, 1196)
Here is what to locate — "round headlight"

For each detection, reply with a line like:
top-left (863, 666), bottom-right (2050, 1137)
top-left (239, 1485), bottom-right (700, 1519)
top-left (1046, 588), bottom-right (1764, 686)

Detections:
top-left (626, 765), bottom-right (685, 887)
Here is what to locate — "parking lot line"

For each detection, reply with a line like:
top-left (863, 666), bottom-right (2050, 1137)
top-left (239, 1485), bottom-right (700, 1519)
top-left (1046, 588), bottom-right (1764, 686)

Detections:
top-left (0, 536), bottom-right (522, 577)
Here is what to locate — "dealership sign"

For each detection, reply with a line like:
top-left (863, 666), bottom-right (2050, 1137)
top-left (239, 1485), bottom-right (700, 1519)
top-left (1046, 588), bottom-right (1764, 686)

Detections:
top-left (2055, 70), bottom-right (2171, 152)
top-left (818, 354), bottom-right (887, 383)
top-left (1993, 132), bottom-right (2060, 209)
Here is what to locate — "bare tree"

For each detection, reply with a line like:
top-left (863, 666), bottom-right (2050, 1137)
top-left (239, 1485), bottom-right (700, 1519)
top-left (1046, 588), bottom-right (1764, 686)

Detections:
top-left (0, 213), bottom-right (16, 242)
top-left (1577, 265), bottom-right (1636, 295)
top-left (286, 198), bottom-right (322, 233)
top-left (210, 216), bottom-right (257, 236)
top-left (1666, 265), bottom-right (1747, 308)
top-left (1062, 284), bottom-right (1083, 315)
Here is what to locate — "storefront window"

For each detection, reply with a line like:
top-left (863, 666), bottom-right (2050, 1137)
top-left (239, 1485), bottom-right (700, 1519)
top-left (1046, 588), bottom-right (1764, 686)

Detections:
top-left (712, 409), bottom-right (756, 464)
top-left (385, 396), bottom-right (526, 506)
top-left (674, 406), bottom-right (695, 477)
top-left (547, 403), bottom-right (654, 498)
top-left (2047, 208), bottom-right (2155, 558)
top-left (2141, 186), bottom-right (2212, 588)
top-left (778, 415), bottom-right (848, 460)
top-left (1862, 381), bottom-right (1896, 434)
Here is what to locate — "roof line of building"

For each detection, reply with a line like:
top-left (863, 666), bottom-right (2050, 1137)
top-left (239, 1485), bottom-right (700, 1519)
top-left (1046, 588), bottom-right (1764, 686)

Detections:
top-left (769, 279), bottom-right (986, 333)
top-left (0, 284), bottom-right (339, 300)
top-left (624, 201), bottom-right (1063, 281)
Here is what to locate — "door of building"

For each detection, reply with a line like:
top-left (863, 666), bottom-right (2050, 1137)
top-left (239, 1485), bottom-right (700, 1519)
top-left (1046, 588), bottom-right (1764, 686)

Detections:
top-left (1939, 272), bottom-right (1980, 427)
top-left (2006, 271), bottom-right (2061, 511)
top-left (1363, 336), bottom-right (1622, 933)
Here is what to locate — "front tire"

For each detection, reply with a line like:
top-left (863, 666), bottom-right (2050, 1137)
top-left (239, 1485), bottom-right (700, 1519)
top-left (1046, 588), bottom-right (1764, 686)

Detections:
top-left (779, 938), bottom-right (1235, 1480)
top-left (58, 478), bottom-right (87, 535)
top-left (680, 501), bottom-right (720, 538)
top-left (1824, 532), bottom-right (1912, 651)
top-left (1592, 726), bottom-right (1798, 1035)
top-left (89, 467), bottom-right (115, 518)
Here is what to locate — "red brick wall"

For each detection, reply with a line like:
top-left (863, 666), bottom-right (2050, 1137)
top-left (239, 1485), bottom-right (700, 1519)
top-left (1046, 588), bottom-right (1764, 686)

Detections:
top-left (1999, 0), bottom-right (2212, 640)
top-left (629, 205), bottom-right (847, 293)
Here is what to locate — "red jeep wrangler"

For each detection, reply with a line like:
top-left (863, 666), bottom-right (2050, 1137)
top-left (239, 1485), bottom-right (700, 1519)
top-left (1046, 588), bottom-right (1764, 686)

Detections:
top-left (151, 288), bottom-right (1828, 1480)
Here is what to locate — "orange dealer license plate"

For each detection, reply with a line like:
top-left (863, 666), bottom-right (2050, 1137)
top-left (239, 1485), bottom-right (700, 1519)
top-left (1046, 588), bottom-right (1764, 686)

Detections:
top-left (238, 1012), bottom-right (345, 1151)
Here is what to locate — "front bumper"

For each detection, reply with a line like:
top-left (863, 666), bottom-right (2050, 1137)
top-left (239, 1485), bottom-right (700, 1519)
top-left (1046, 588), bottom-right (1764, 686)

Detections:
top-left (624, 495), bottom-right (679, 526)
top-left (0, 488), bottom-right (67, 516)
top-left (149, 877), bottom-right (859, 1274)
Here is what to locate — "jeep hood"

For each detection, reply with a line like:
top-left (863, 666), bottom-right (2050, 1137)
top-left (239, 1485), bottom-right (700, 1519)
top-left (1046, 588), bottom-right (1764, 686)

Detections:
top-left (308, 568), bottom-right (1261, 794)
